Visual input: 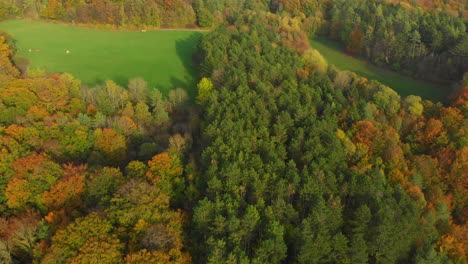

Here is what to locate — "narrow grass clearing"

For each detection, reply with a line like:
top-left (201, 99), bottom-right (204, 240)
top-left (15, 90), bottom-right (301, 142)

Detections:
top-left (0, 20), bottom-right (203, 97)
top-left (312, 37), bottom-right (449, 102)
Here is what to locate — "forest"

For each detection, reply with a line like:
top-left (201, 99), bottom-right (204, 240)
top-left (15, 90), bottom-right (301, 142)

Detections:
top-left (327, 0), bottom-right (467, 81)
top-left (0, 0), bottom-right (467, 263)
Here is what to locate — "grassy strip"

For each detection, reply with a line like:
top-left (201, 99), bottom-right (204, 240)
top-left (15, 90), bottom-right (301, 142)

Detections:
top-left (312, 37), bottom-right (450, 102)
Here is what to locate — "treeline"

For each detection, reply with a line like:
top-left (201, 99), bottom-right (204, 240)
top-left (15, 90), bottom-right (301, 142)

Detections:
top-left (0, 0), bottom-right (326, 27)
top-left (1, 0), bottom-right (465, 84)
top-left (0, 35), bottom-right (196, 263)
top-left (326, 0), bottom-right (467, 82)
top-left (191, 14), bottom-right (467, 263)
top-left (0, 0), bottom-right (196, 27)
top-left (387, 0), bottom-right (466, 17)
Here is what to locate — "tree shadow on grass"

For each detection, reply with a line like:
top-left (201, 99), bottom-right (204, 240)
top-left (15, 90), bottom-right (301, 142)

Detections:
top-left (112, 75), bottom-right (130, 87)
top-left (88, 76), bottom-right (105, 87)
top-left (175, 32), bottom-right (203, 97)
top-left (89, 75), bottom-right (128, 88)
top-left (170, 75), bottom-right (197, 100)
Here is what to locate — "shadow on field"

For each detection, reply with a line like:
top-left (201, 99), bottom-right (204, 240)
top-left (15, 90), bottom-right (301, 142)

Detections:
top-left (91, 77), bottom-right (104, 86)
top-left (90, 75), bottom-right (128, 88)
top-left (113, 75), bottom-right (129, 87)
top-left (170, 76), bottom-right (186, 88)
top-left (175, 33), bottom-right (202, 94)
top-left (170, 76), bottom-right (197, 99)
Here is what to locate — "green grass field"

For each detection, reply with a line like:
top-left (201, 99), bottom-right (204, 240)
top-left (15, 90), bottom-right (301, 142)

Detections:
top-left (0, 20), bottom-right (203, 97)
top-left (312, 37), bottom-right (450, 102)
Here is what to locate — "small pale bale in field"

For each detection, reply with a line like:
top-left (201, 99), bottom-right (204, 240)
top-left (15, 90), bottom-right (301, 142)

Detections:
top-left (66, 50), bottom-right (70, 54)
top-left (141, 29), bottom-right (147, 32)
top-left (28, 49), bottom-right (32, 52)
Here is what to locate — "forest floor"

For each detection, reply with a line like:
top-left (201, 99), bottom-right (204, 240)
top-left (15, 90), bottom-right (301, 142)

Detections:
top-left (312, 37), bottom-right (450, 102)
top-left (0, 20), bottom-right (204, 97)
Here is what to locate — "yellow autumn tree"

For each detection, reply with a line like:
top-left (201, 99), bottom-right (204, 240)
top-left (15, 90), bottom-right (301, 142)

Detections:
top-left (0, 36), bottom-right (20, 77)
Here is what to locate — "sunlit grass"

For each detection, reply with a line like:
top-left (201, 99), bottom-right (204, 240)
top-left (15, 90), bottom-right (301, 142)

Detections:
top-left (0, 20), bottom-right (203, 97)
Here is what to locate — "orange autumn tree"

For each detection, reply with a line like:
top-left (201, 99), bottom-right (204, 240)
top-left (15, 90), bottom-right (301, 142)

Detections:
top-left (92, 128), bottom-right (127, 165)
top-left (352, 120), bottom-right (382, 155)
top-left (5, 153), bottom-right (62, 213)
top-left (347, 25), bottom-right (363, 55)
top-left (440, 107), bottom-right (464, 141)
top-left (437, 224), bottom-right (467, 263)
top-left (42, 164), bottom-right (87, 227)
top-left (417, 118), bottom-right (447, 146)
top-left (147, 152), bottom-right (184, 203)
top-left (31, 77), bottom-right (70, 113)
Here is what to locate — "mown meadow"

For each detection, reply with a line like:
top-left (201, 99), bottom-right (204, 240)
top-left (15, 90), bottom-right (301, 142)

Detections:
top-left (0, 20), bottom-right (203, 97)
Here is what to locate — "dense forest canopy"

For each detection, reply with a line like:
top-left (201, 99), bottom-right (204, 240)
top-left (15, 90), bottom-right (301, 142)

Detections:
top-left (0, 0), bottom-right (466, 263)
top-left (327, 0), bottom-right (467, 81)
top-left (387, 0), bottom-right (467, 18)
top-left (191, 13), bottom-right (467, 263)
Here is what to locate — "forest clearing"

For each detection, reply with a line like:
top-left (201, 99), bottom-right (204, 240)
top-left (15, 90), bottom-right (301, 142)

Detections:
top-left (0, 20), bottom-right (203, 96)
